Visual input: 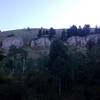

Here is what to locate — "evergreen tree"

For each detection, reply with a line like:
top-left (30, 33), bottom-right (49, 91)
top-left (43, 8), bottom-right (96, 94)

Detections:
top-left (45, 30), bottom-right (49, 35)
top-left (49, 39), bottom-right (68, 96)
top-left (94, 25), bottom-right (100, 34)
top-left (78, 26), bottom-right (83, 36)
top-left (49, 27), bottom-right (56, 39)
top-left (67, 25), bottom-right (78, 37)
top-left (83, 24), bottom-right (90, 36)
top-left (49, 39), bottom-right (67, 66)
top-left (61, 29), bottom-right (67, 41)
top-left (37, 29), bottom-right (42, 38)
top-left (0, 49), bottom-right (5, 61)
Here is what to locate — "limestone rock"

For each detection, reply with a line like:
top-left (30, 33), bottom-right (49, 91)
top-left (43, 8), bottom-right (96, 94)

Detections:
top-left (67, 34), bottom-right (100, 48)
top-left (31, 37), bottom-right (51, 48)
top-left (2, 36), bottom-right (23, 50)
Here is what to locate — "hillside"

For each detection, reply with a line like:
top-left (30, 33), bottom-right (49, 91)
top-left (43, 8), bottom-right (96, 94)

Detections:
top-left (1, 27), bottom-right (100, 57)
top-left (1, 28), bottom-right (100, 100)
top-left (0, 28), bottom-right (62, 42)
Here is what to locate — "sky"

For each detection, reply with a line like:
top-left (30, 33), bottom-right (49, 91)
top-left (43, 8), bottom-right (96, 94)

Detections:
top-left (0, 0), bottom-right (100, 31)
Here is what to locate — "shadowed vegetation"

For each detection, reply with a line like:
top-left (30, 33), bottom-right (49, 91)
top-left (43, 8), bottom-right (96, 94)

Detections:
top-left (1, 26), bottom-right (100, 100)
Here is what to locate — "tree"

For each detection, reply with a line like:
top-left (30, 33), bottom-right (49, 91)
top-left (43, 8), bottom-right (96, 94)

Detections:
top-left (49, 39), bottom-right (68, 96)
top-left (8, 45), bottom-right (17, 58)
top-left (7, 46), bottom-right (28, 76)
top-left (61, 29), bottom-right (67, 41)
top-left (7, 45), bottom-right (19, 75)
top-left (67, 25), bottom-right (78, 37)
top-left (43, 29), bottom-right (46, 35)
top-left (49, 39), bottom-right (67, 66)
top-left (37, 29), bottom-right (42, 38)
top-left (68, 47), bottom-right (88, 83)
top-left (71, 25), bottom-right (78, 36)
top-left (94, 25), bottom-right (100, 34)
top-left (0, 49), bottom-right (5, 61)
top-left (45, 30), bottom-right (49, 35)
top-left (77, 26), bottom-right (83, 36)
top-left (17, 48), bottom-right (28, 73)
top-left (86, 39), bottom-right (100, 83)
top-left (27, 27), bottom-right (31, 31)
top-left (86, 40), bottom-right (96, 52)
top-left (48, 27), bottom-right (56, 39)
top-left (83, 24), bottom-right (90, 36)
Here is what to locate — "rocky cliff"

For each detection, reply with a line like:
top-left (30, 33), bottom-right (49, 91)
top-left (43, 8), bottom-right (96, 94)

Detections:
top-left (67, 34), bottom-right (100, 48)
top-left (2, 36), bottom-right (23, 50)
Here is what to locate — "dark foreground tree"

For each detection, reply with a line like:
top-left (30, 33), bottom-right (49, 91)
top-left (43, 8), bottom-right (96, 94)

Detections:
top-left (49, 39), bottom-right (68, 97)
top-left (0, 49), bottom-right (5, 61)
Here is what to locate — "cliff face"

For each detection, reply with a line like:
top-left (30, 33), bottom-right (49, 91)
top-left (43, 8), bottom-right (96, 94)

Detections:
top-left (2, 34), bottom-right (100, 50)
top-left (1, 27), bottom-right (100, 51)
top-left (31, 37), bottom-right (51, 48)
top-left (2, 36), bottom-right (23, 50)
top-left (0, 28), bottom-right (62, 44)
top-left (67, 34), bottom-right (100, 48)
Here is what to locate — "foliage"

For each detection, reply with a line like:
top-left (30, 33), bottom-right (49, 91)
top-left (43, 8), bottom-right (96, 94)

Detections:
top-left (37, 29), bottom-right (42, 38)
top-left (1, 37), bottom-right (100, 100)
top-left (62, 24), bottom-right (91, 39)
top-left (61, 29), bottom-right (67, 41)
top-left (48, 27), bottom-right (56, 39)
top-left (0, 49), bottom-right (5, 61)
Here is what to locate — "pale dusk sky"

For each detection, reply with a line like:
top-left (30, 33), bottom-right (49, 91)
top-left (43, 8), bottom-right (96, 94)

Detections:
top-left (0, 0), bottom-right (100, 31)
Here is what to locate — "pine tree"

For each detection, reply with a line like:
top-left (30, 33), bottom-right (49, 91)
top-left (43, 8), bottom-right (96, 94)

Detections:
top-left (49, 39), bottom-right (68, 96)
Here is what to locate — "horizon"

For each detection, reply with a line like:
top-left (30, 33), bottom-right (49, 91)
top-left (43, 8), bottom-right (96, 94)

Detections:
top-left (0, 0), bottom-right (100, 31)
top-left (1, 25), bottom-right (99, 32)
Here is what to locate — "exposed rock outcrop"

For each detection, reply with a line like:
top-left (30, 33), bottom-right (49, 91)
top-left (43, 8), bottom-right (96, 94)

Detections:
top-left (2, 36), bottom-right (23, 50)
top-left (31, 36), bottom-right (51, 48)
top-left (67, 34), bottom-right (100, 48)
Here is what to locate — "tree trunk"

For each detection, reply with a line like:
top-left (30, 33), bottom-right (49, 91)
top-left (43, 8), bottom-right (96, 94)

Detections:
top-left (22, 59), bottom-right (26, 73)
top-left (58, 79), bottom-right (64, 97)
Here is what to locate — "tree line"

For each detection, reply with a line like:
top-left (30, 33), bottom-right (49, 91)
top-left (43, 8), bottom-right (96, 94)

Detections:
top-left (37, 27), bottom-right (56, 40)
top-left (61, 24), bottom-right (100, 41)
top-left (36, 25), bottom-right (100, 42)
